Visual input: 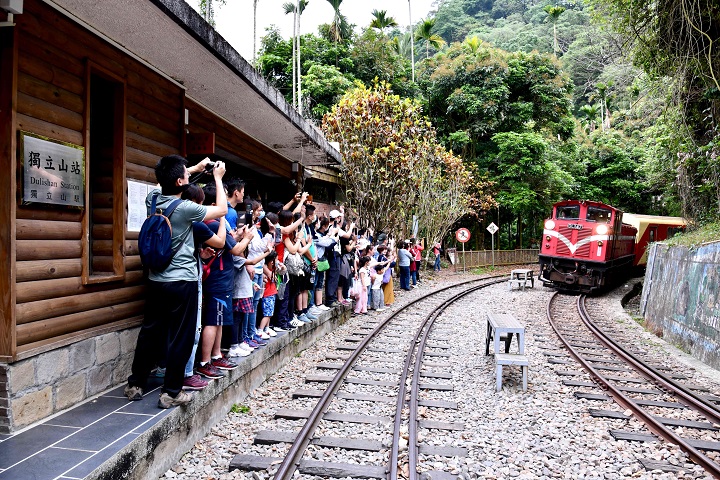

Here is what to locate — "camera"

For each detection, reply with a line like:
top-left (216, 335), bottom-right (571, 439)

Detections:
top-left (245, 203), bottom-right (253, 225)
top-left (204, 161), bottom-right (216, 172)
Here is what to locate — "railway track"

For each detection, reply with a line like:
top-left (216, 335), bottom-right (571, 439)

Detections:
top-left (546, 292), bottom-right (720, 478)
top-left (229, 275), bottom-right (507, 480)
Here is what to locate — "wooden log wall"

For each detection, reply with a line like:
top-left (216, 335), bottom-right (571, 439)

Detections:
top-left (0, 12), bottom-right (18, 361)
top-left (11, 0), bottom-right (184, 358)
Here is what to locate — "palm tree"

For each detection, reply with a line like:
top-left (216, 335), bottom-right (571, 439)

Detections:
top-left (463, 36), bottom-right (482, 54)
top-left (543, 5), bottom-right (565, 56)
top-left (283, 0), bottom-right (308, 111)
top-left (325, 0), bottom-right (350, 67)
top-left (326, 0), bottom-right (350, 43)
top-left (579, 104), bottom-right (599, 132)
top-left (392, 33), bottom-right (412, 58)
top-left (593, 82), bottom-right (611, 131)
top-left (414, 18), bottom-right (444, 60)
top-left (370, 9), bottom-right (398, 35)
top-left (252, 0), bottom-right (259, 65)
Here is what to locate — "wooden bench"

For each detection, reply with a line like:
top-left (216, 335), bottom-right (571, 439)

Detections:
top-left (485, 313), bottom-right (525, 356)
top-left (495, 353), bottom-right (529, 392)
top-left (508, 269), bottom-right (534, 290)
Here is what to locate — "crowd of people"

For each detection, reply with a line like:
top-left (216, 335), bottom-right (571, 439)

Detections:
top-left (125, 155), bottom-right (441, 409)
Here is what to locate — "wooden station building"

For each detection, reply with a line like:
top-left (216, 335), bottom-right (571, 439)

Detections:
top-left (0, 0), bottom-right (341, 431)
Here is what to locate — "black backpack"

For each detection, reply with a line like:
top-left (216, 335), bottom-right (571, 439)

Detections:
top-left (138, 193), bottom-right (183, 272)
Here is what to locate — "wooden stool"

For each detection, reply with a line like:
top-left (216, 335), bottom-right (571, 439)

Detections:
top-left (495, 353), bottom-right (529, 392)
top-left (508, 269), bottom-right (534, 290)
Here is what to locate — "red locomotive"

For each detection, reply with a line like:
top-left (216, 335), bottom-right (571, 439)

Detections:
top-left (538, 200), bottom-right (686, 292)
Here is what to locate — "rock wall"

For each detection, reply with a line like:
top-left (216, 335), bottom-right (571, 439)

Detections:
top-left (641, 241), bottom-right (720, 369)
top-left (0, 329), bottom-right (138, 432)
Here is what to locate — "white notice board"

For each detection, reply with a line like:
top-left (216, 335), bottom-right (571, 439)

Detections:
top-left (127, 180), bottom-right (157, 232)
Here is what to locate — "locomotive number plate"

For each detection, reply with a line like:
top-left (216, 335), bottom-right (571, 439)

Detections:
top-left (567, 223), bottom-right (583, 230)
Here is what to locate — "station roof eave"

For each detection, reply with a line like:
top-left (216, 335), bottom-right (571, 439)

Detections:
top-left (43, 0), bottom-right (342, 169)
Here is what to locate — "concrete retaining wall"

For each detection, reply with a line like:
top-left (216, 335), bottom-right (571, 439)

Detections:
top-left (641, 241), bottom-right (720, 369)
top-left (0, 329), bottom-right (138, 432)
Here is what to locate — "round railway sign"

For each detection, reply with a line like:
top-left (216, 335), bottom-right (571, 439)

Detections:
top-left (456, 228), bottom-right (471, 243)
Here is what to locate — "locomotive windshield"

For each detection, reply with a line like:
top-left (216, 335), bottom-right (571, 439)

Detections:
top-left (556, 205), bottom-right (580, 220)
top-left (586, 207), bottom-right (612, 223)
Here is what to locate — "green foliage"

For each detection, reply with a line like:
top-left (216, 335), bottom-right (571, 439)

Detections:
top-left (572, 130), bottom-right (651, 213)
top-left (302, 64), bottom-right (353, 120)
top-left (491, 131), bottom-right (573, 218)
top-left (586, 0), bottom-right (720, 222)
top-left (421, 41), bottom-right (573, 156)
top-left (664, 222), bottom-right (720, 247)
top-left (230, 404), bottom-right (250, 414)
top-left (322, 81), bottom-right (487, 237)
top-left (257, 26), bottom-right (353, 104)
top-left (351, 29), bottom-right (413, 97)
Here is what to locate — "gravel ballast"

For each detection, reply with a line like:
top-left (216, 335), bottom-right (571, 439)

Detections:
top-left (166, 270), bottom-right (720, 479)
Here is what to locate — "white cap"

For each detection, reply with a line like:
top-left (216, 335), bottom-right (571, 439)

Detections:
top-left (329, 210), bottom-right (341, 219)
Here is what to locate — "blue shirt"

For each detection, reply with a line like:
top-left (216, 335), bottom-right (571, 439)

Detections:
top-left (202, 220), bottom-right (237, 295)
top-left (226, 203), bottom-right (238, 231)
top-left (192, 222), bottom-right (214, 251)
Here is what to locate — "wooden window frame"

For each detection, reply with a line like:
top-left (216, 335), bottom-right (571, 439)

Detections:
top-left (82, 61), bottom-right (126, 285)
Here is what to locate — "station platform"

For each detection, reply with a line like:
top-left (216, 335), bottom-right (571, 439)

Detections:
top-left (0, 305), bottom-right (350, 480)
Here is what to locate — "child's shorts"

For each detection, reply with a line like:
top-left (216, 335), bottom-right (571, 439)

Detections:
top-left (261, 296), bottom-right (276, 317)
top-left (203, 295), bottom-right (233, 326)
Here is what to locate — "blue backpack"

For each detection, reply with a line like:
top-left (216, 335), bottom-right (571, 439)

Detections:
top-left (138, 193), bottom-right (183, 272)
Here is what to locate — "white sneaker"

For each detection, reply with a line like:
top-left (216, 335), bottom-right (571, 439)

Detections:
top-left (377, 308), bottom-right (385, 312)
top-left (308, 306), bottom-right (322, 316)
top-left (237, 342), bottom-right (252, 352)
top-left (260, 331), bottom-right (270, 340)
top-left (318, 305), bottom-right (331, 311)
top-left (265, 327), bottom-right (277, 337)
top-left (292, 314), bottom-right (299, 323)
top-left (290, 319), bottom-right (303, 327)
top-left (228, 345), bottom-right (249, 357)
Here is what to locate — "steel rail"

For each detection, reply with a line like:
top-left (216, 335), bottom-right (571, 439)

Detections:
top-left (407, 278), bottom-right (507, 480)
top-left (273, 276), bottom-right (505, 480)
top-left (577, 295), bottom-right (720, 425)
top-left (546, 292), bottom-right (720, 479)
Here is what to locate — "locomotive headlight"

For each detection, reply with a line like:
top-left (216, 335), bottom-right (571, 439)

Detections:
top-left (595, 225), bottom-right (608, 235)
top-left (545, 220), bottom-right (556, 230)
top-left (597, 241), bottom-right (603, 246)
top-left (546, 235), bottom-right (551, 241)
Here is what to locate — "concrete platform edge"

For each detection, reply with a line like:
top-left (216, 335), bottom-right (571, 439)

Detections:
top-left (86, 306), bottom-right (351, 480)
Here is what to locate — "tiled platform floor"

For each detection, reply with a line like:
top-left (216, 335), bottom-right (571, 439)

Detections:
top-left (0, 376), bottom-right (169, 480)
top-left (0, 308), bottom-right (340, 479)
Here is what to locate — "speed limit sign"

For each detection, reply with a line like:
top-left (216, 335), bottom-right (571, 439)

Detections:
top-left (456, 228), bottom-right (471, 243)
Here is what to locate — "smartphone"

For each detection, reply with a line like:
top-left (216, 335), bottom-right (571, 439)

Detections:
top-left (245, 204), bottom-right (253, 225)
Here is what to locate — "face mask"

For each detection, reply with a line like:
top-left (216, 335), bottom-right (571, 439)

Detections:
top-left (258, 211), bottom-right (266, 221)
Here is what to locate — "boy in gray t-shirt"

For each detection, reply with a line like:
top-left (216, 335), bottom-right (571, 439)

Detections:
top-left (126, 155), bottom-right (228, 409)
